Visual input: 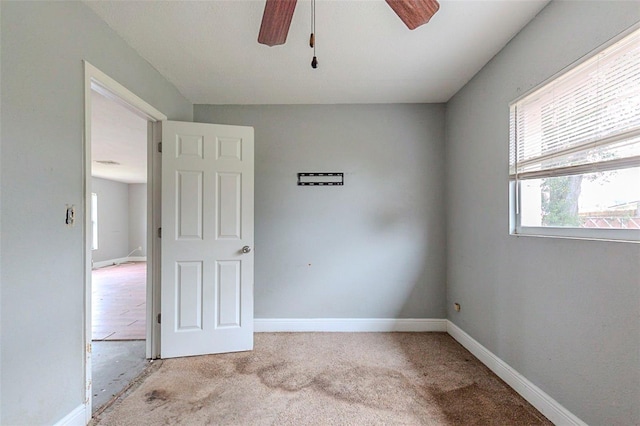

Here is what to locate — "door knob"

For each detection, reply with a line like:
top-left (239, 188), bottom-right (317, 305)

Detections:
top-left (242, 246), bottom-right (252, 254)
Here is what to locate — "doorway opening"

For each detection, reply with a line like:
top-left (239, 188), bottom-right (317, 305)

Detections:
top-left (90, 87), bottom-right (149, 413)
top-left (84, 61), bottom-right (166, 422)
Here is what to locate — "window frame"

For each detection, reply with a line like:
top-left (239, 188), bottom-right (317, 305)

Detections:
top-left (509, 24), bottom-right (640, 244)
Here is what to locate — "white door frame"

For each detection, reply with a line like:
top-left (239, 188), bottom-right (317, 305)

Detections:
top-left (83, 61), bottom-right (167, 422)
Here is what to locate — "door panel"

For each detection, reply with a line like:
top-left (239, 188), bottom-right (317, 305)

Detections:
top-left (161, 120), bottom-right (254, 359)
top-left (216, 260), bottom-right (241, 328)
top-left (176, 261), bottom-right (203, 330)
top-left (217, 173), bottom-right (242, 239)
top-left (177, 171), bottom-right (203, 240)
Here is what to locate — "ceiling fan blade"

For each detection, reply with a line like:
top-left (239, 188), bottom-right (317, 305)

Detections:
top-left (385, 0), bottom-right (440, 30)
top-left (258, 0), bottom-right (298, 46)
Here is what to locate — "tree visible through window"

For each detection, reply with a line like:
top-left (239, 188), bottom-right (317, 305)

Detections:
top-left (541, 175), bottom-right (583, 227)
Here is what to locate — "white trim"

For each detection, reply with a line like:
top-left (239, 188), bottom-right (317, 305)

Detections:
top-left (85, 62), bottom-right (167, 122)
top-left (92, 258), bottom-right (126, 269)
top-left (53, 404), bottom-right (86, 426)
top-left (254, 318), bottom-right (447, 333)
top-left (147, 121), bottom-right (162, 360)
top-left (446, 321), bottom-right (587, 426)
top-left (512, 225), bottom-right (639, 244)
top-left (83, 61), bottom-right (166, 422)
top-left (92, 256), bottom-right (147, 269)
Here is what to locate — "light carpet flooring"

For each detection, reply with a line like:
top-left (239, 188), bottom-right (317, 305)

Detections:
top-left (94, 333), bottom-right (551, 425)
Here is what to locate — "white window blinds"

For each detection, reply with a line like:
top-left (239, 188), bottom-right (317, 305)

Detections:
top-left (510, 28), bottom-right (640, 179)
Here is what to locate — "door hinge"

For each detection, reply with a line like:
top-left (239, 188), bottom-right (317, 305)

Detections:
top-left (158, 142), bottom-right (162, 153)
top-left (158, 227), bottom-right (162, 238)
top-left (157, 313), bottom-right (161, 324)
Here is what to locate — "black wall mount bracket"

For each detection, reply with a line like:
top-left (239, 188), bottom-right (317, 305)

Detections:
top-left (297, 172), bottom-right (344, 186)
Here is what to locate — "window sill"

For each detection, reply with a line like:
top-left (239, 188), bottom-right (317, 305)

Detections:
top-left (511, 227), bottom-right (640, 244)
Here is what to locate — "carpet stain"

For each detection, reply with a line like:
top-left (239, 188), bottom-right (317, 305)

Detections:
top-left (188, 389), bottom-right (224, 414)
top-left (191, 356), bottom-right (235, 379)
top-left (259, 362), bottom-right (316, 392)
top-left (234, 354), bottom-right (277, 376)
top-left (236, 354), bottom-right (426, 413)
top-left (432, 383), bottom-right (547, 425)
top-left (314, 365), bottom-right (419, 411)
top-left (235, 356), bottom-right (317, 392)
top-left (94, 333), bottom-right (553, 426)
top-left (145, 389), bottom-right (169, 403)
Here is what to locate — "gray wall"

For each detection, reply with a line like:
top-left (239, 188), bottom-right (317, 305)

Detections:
top-left (128, 183), bottom-right (148, 257)
top-left (91, 179), bottom-right (148, 263)
top-left (195, 104), bottom-right (446, 319)
top-left (445, 2), bottom-right (640, 425)
top-left (0, 1), bottom-right (3, 414)
top-left (0, 1), bottom-right (192, 424)
top-left (92, 177), bottom-right (129, 263)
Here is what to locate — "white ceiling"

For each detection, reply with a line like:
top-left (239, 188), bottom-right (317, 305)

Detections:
top-left (85, 0), bottom-right (550, 105)
top-left (91, 90), bottom-right (148, 183)
top-left (88, 0), bottom-right (550, 182)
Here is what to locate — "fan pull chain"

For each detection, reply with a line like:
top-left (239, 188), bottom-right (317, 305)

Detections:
top-left (310, 0), bottom-right (318, 68)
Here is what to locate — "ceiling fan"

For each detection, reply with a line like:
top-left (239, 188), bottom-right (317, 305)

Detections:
top-left (257, 0), bottom-right (440, 47)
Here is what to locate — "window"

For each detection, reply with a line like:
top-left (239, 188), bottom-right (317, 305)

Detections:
top-left (509, 27), bottom-right (640, 242)
top-left (91, 192), bottom-right (98, 250)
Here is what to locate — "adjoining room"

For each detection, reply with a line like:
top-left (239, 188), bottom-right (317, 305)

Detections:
top-left (90, 89), bottom-right (151, 413)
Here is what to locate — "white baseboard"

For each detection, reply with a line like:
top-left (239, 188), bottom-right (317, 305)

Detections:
top-left (93, 256), bottom-right (147, 269)
top-left (254, 318), bottom-right (447, 332)
top-left (53, 404), bottom-right (86, 426)
top-left (446, 321), bottom-right (586, 426)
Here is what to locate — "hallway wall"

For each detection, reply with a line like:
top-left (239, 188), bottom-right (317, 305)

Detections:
top-left (0, 2), bottom-right (192, 423)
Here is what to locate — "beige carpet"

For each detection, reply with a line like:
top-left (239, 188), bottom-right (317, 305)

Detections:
top-left (94, 333), bottom-right (551, 425)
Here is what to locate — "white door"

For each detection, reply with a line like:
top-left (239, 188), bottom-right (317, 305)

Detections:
top-left (160, 120), bottom-right (254, 358)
